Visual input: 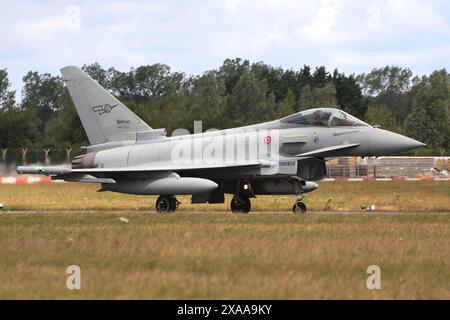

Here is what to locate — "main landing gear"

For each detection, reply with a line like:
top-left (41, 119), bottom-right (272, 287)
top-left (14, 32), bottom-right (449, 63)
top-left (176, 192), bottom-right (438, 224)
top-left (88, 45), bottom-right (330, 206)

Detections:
top-left (230, 195), bottom-right (251, 213)
top-left (230, 180), bottom-right (253, 213)
top-left (155, 195), bottom-right (180, 213)
top-left (229, 194), bottom-right (307, 214)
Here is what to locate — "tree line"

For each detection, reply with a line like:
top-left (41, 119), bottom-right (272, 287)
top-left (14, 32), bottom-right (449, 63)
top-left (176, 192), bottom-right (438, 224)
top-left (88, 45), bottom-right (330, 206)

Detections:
top-left (0, 59), bottom-right (449, 155)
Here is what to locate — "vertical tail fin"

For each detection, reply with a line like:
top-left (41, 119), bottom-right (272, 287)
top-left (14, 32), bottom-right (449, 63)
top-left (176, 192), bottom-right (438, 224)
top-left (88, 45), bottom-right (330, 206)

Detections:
top-left (60, 66), bottom-right (151, 145)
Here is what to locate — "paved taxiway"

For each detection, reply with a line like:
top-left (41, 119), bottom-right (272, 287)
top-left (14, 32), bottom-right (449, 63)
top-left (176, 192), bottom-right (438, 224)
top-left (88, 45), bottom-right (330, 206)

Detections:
top-left (1, 210), bottom-right (449, 216)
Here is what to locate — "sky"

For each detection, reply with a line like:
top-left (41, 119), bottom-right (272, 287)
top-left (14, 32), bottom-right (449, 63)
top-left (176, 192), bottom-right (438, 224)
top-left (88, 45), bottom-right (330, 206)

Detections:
top-left (0, 0), bottom-right (449, 98)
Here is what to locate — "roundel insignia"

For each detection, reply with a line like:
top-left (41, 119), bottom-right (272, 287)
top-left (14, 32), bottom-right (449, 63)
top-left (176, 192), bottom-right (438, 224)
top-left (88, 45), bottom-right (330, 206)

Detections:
top-left (264, 136), bottom-right (271, 144)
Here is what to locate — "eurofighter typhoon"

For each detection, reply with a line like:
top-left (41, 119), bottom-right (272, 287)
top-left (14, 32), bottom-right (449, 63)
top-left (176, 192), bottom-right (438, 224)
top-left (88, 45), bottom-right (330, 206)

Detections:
top-left (17, 66), bottom-right (425, 213)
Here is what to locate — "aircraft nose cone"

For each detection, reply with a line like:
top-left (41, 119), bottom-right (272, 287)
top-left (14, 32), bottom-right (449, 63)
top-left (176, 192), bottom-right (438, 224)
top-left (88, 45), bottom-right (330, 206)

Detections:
top-left (370, 128), bottom-right (426, 155)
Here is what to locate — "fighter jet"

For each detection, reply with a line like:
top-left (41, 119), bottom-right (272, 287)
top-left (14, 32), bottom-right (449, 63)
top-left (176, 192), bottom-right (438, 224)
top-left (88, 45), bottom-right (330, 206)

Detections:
top-left (17, 66), bottom-right (425, 213)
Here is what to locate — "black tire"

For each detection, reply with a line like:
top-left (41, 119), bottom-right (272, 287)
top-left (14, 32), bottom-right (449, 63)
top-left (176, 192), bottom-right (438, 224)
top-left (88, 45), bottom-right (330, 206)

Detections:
top-left (293, 201), bottom-right (307, 213)
top-left (241, 197), bottom-right (251, 213)
top-left (230, 197), bottom-right (239, 213)
top-left (156, 196), bottom-right (171, 213)
top-left (168, 197), bottom-right (179, 211)
top-left (230, 196), bottom-right (251, 214)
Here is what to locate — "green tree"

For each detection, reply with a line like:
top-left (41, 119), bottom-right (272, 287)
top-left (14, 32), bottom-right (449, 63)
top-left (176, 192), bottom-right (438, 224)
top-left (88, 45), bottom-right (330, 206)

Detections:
top-left (0, 105), bottom-right (38, 148)
top-left (21, 71), bottom-right (65, 134)
top-left (276, 89), bottom-right (295, 118)
top-left (250, 62), bottom-right (285, 102)
top-left (0, 68), bottom-right (15, 109)
top-left (218, 58), bottom-right (250, 94)
top-left (107, 64), bottom-right (183, 102)
top-left (0, 69), bottom-right (38, 148)
top-left (357, 66), bottom-right (413, 119)
top-left (44, 89), bottom-right (88, 148)
top-left (333, 70), bottom-right (366, 118)
top-left (189, 72), bottom-right (227, 130)
top-left (82, 63), bottom-right (110, 89)
top-left (9, 60), bottom-right (446, 153)
top-left (357, 66), bottom-right (413, 96)
top-left (405, 70), bottom-right (450, 152)
top-left (226, 71), bottom-right (273, 126)
top-left (280, 66), bottom-right (312, 100)
top-left (131, 64), bottom-right (184, 100)
top-left (364, 105), bottom-right (403, 133)
top-left (314, 83), bottom-right (338, 108)
top-left (152, 93), bottom-right (190, 134)
top-left (298, 84), bottom-right (314, 111)
top-left (312, 66), bottom-right (331, 87)
top-left (298, 83), bottom-right (337, 111)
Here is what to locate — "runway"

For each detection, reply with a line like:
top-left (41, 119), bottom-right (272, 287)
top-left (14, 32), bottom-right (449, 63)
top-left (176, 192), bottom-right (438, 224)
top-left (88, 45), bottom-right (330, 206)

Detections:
top-left (1, 210), bottom-right (450, 216)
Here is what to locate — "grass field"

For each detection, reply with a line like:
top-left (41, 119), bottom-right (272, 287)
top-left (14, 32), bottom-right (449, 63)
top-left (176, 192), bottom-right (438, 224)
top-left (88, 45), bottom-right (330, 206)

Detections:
top-left (0, 211), bottom-right (449, 299)
top-left (1, 180), bottom-right (449, 212)
top-left (0, 181), bottom-right (449, 299)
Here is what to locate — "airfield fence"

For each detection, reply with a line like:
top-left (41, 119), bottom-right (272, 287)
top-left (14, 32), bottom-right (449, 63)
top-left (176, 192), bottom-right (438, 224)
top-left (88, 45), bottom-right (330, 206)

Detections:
top-left (325, 156), bottom-right (449, 178)
top-left (0, 148), bottom-right (448, 178)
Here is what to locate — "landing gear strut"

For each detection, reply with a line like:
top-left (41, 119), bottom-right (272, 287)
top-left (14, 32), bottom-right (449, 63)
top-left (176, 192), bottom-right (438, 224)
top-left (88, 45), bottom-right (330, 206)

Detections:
top-left (156, 195), bottom-right (180, 213)
top-left (230, 195), bottom-right (251, 213)
top-left (289, 176), bottom-right (308, 214)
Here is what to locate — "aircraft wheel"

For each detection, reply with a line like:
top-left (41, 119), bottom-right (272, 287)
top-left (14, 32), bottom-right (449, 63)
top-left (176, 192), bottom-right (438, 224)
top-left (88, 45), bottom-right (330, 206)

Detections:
top-left (293, 201), bottom-right (307, 213)
top-left (230, 196), bottom-right (251, 213)
top-left (156, 196), bottom-right (171, 213)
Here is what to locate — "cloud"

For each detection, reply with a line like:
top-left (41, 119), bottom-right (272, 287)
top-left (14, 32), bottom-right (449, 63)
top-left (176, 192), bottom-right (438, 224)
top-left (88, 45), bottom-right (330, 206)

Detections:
top-left (0, 0), bottom-right (449, 97)
top-left (331, 45), bottom-right (450, 75)
top-left (297, 0), bottom-right (342, 42)
top-left (15, 4), bottom-right (81, 32)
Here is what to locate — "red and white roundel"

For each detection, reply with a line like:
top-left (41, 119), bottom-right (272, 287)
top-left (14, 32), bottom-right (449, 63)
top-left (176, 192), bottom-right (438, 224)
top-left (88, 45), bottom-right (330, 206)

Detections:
top-left (264, 136), bottom-right (271, 144)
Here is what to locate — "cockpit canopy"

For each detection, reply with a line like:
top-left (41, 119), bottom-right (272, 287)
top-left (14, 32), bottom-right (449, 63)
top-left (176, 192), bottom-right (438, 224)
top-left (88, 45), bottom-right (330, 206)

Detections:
top-left (280, 108), bottom-right (370, 127)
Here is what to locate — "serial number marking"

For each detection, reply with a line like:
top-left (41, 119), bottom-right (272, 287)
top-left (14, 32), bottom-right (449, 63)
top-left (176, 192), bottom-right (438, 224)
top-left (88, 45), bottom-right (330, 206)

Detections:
top-left (280, 161), bottom-right (296, 166)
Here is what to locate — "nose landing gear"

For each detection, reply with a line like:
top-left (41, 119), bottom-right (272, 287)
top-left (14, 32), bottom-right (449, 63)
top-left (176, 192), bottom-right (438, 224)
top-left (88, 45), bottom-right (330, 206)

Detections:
top-left (293, 196), bottom-right (307, 213)
top-left (156, 195), bottom-right (180, 213)
top-left (290, 176), bottom-right (308, 213)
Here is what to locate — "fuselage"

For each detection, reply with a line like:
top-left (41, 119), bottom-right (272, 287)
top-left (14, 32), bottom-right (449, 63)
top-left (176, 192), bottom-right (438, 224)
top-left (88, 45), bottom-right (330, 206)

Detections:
top-left (84, 108), bottom-right (423, 176)
top-left (70, 108), bottom-right (425, 198)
